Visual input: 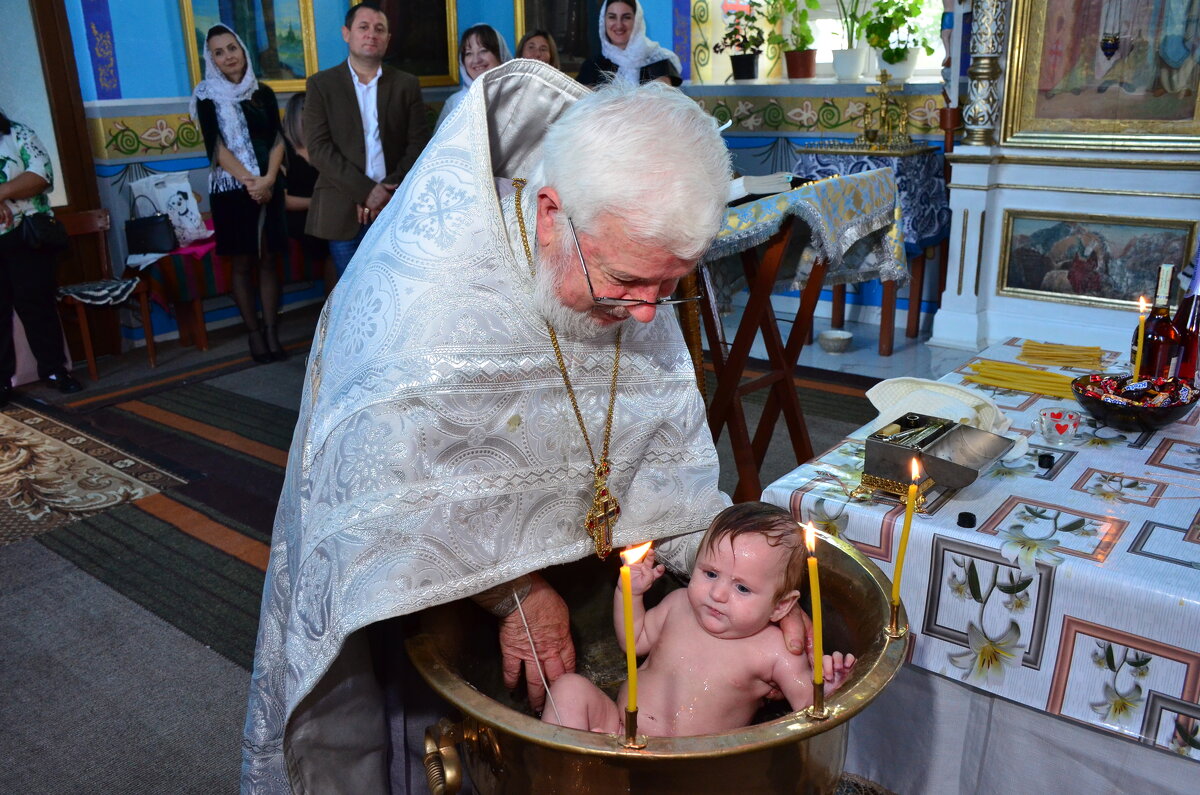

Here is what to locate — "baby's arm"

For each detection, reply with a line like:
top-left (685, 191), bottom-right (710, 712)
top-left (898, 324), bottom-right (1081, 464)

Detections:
top-left (772, 650), bottom-right (857, 712)
top-left (612, 549), bottom-right (667, 655)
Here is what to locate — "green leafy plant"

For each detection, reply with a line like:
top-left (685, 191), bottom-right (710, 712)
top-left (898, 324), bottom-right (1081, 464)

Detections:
top-left (834, 0), bottom-right (869, 48)
top-left (763, 0), bottom-right (821, 52)
top-left (863, 0), bottom-right (934, 64)
top-left (713, 0), bottom-right (767, 55)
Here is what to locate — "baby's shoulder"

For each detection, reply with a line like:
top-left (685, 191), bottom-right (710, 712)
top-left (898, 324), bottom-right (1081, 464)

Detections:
top-left (658, 587), bottom-right (690, 610)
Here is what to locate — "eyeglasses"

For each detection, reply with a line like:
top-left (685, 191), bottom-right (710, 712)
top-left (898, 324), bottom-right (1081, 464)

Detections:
top-left (566, 217), bottom-right (702, 308)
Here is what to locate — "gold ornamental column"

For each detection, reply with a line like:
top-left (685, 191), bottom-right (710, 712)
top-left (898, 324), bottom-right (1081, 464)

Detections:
top-left (962, 0), bottom-right (1008, 146)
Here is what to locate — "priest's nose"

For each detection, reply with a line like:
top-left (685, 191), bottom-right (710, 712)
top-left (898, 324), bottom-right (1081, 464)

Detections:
top-left (627, 304), bottom-right (657, 323)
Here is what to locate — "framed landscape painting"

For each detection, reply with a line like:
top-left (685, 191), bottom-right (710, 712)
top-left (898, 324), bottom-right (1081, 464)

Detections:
top-left (1002, 0), bottom-right (1200, 150)
top-left (180, 0), bottom-right (317, 93)
top-left (997, 210), bottom-right (1197, 309)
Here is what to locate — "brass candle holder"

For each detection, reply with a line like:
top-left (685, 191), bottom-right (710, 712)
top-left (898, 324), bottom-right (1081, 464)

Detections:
top-left (806, 680), bottom-right (829, 720)
top-left (622, 708), bottom-right (646, 749)
top-left (886, 601), bottom-right (909, 639)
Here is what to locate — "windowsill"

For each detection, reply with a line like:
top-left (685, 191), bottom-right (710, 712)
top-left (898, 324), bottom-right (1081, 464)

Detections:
top-left (682, 76), bottom-right (945, 96)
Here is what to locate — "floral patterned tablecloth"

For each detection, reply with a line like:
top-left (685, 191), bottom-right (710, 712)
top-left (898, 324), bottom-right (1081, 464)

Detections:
top-left (762, 337), bottom-right (1200, 763)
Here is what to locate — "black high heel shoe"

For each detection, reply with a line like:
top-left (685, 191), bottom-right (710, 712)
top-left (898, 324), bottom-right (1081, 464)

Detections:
top-left (265, 324), bottom-right (288, 362)
top-left (247, 327), bottom-right (272, 364)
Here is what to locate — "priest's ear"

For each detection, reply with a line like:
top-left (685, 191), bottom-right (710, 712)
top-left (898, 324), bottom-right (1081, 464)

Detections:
top-left (770, 589), bottom-right (801, 623)
top-left (535, 186), bottom-right (563, 249)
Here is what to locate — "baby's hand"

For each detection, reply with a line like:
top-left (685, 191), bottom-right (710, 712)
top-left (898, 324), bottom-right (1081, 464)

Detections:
top-left (824, 651), bottom-right (857, 693)
top-left (627, 549), bottom-right (665, 595)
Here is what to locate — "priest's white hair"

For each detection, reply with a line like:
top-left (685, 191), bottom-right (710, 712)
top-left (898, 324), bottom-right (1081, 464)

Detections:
top-left (542, 80), bottom-right (731, 261)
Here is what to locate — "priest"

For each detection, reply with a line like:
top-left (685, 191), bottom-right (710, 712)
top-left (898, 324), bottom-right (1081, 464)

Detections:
top-left (241, 61), bottom-right (803, 793)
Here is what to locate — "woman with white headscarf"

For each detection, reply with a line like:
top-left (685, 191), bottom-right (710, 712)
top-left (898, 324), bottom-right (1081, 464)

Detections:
top-left (577, 0), bottom-right (682, 87)
top-left (434, 24), bottom-right (512, 130)
top-left (190, 24), bottom-right (287, 364)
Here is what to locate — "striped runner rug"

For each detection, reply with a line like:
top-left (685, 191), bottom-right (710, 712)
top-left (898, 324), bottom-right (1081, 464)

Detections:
top-left (36, 382), bottom-right (292, 669)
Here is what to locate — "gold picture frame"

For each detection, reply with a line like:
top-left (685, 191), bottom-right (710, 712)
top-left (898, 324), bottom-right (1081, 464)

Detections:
top-left (997, 209), bottom-right (1198, 309)
top-left (514, 0), bottom-right (594, 75)
top-left (180, 0), bottom-right (318, 94)
top-left (354, 0), bottom-right (459, 87)
top-left (1001, 0), bottom-right (1200, 151)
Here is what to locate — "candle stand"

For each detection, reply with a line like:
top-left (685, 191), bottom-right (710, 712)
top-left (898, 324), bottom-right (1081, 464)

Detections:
top-left (622, 708), bottom-right (646, 749)
top-left (886, 602), bottom-right (909, 639)
top-left (806, 683), bottom-right (829, 721)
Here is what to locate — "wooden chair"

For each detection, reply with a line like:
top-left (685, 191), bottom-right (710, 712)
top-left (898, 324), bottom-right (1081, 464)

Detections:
top-left (56, 209), bottom-right (157, 380)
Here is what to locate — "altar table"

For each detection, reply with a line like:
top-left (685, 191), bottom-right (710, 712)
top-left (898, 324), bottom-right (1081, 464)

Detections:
top-left (793, 146), bottom-right (950, 341)
top-left (696, 170), bottom-right (907, 501)
top-left (762, 337), bottom-right (1198, 793)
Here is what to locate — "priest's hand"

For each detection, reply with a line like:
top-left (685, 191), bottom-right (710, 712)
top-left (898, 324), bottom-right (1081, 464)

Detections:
top-left (764, 604), bottom-right (814, 700)
top-left (499, 573), bottom-right (576, 712)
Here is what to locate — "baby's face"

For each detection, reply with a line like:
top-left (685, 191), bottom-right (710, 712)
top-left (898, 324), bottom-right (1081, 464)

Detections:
top-left (687, 533), bottom-right (792, 639)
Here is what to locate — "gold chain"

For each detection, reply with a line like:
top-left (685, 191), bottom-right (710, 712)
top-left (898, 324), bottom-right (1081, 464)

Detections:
top-left (512, 177), bottom-right (622, 558)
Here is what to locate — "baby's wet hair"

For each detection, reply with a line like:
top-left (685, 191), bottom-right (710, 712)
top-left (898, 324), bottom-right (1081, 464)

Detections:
top-left (701, 502), bottom-right (807, 599)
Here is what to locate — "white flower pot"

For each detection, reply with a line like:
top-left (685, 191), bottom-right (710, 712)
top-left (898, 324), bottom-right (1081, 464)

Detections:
top-left (832, 47), bottom-right (868, 82)
top-left (873, 49), bottom-right (917, 82)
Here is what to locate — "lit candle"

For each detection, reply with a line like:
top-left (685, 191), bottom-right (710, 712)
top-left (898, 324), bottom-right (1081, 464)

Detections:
top-left (803, 523), bottom-right (824, 686)
top-left (891, 457), bottom-right (920, 607)
top-left (619, 541), bottom-right (653, 712)
top-left (1133, 296), bottom-right (1148, 378)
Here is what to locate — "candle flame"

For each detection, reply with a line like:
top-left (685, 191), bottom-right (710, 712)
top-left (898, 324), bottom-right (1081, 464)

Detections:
top-left (911, 457), bottom-right (921, 483)
top-left (803, 522), bottom-right (817, 553)
top-left (1138, 295), bottom-right (1148, 315)
top-left (621, 541), bottom-right (653, 566)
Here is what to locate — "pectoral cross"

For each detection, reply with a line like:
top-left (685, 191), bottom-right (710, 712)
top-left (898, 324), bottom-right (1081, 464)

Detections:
top-left (584, 460), bottom-right (621, 559)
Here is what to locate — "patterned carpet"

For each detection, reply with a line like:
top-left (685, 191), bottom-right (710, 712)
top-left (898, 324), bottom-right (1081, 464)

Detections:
top-left (0, 404), bottom-right (185, 545)
top-left (31, 382), bottom-right (291, 669)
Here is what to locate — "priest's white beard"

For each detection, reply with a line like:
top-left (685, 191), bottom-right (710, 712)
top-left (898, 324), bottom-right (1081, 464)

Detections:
top-left (533, 228), bottom-right (630, 340)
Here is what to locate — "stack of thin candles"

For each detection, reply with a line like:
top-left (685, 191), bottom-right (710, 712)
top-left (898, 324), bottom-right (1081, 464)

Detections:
top-left (1016, 340), bottom-right (1104, 370)
top-left (962, 360), bottom-right (1076, 400)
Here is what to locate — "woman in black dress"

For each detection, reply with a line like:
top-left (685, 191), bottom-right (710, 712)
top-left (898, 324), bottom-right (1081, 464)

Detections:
top-left (577, 0), bottom-right (682, 87)
top-left (281, 92), bottom-right (332, 294)
top-left (190, 25), bottom-right (286, 363)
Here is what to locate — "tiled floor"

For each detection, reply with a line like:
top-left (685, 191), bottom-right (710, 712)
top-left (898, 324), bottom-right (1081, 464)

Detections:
top-left (714, 299), bottom-right (975, 384)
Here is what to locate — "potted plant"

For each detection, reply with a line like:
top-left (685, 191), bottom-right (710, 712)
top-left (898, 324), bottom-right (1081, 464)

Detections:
top-left (765, 0), bottom-right (822, 79)
top-left (713, 0), bottom-right (767, 80)
top-left (863, 0), bottom-right (934, 80)
top-left (832, 0), bottom-right (870, 81)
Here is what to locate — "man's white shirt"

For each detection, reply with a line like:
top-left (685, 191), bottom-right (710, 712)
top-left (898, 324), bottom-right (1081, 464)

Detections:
top-left (348, 60), bottom-right (386, 182)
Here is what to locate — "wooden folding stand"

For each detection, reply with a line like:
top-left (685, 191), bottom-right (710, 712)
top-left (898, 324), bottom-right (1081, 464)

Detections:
top-left (693, 216), bottom-right (825, 503)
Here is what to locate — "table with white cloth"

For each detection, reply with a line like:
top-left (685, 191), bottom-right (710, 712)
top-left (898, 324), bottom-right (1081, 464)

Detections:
top-left (793, 146), bottom-right (949, 341)
top-left (692, 169), bottom-right (907, 501)
top-left (761, 337), bottom-right (1199, 793)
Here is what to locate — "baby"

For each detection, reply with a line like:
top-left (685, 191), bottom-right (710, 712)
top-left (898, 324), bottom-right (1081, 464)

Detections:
top-left (544, 502), bottom-right (856, 737)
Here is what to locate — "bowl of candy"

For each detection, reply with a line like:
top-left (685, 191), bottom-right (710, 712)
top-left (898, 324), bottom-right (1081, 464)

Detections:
top-left (1071, 373), bottom-right (1198, 432)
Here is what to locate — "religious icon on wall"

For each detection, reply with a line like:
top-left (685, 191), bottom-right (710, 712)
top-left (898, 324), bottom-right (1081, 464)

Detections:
top-left (180, 0), bottom-right (318, 93)
top-left (516, 0), bottom-right (602, 75)
top-left (997, 210), bottom-right (1198, 309)
top-left (370, 0), bottom-right (457, 87)
top-left (1003, 0), bottom-right (1200, 149)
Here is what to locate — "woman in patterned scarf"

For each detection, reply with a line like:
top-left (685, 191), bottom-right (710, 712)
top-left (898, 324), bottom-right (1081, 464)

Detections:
top-left (190, 25), bottom-right (287, 363)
